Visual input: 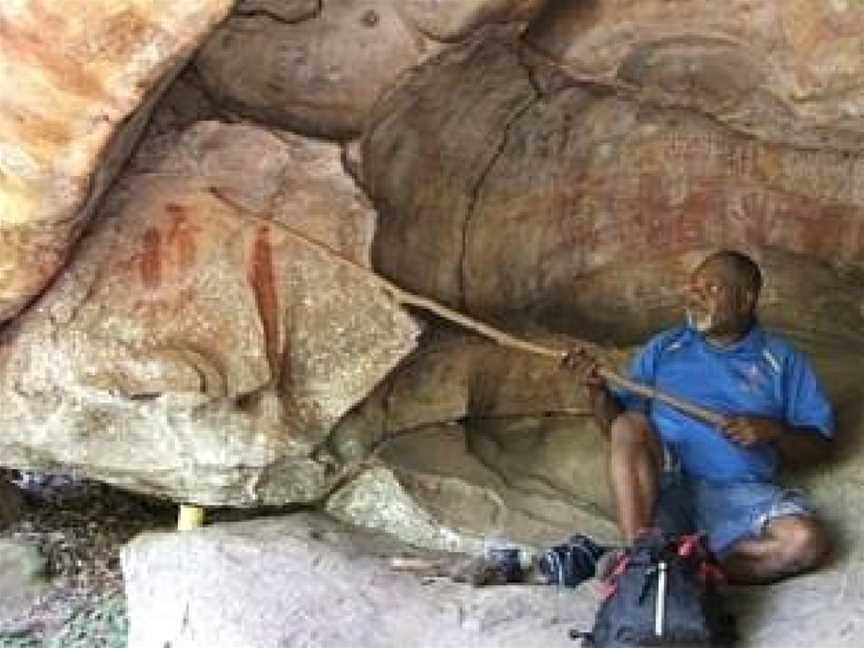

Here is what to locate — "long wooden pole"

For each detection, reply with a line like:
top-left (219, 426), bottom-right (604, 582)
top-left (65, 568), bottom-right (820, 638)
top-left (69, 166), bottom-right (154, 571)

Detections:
top-left (208, 187), bottom-right (728, 429)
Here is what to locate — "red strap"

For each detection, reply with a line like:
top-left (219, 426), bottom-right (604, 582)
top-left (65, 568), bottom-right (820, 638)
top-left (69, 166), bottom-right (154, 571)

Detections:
top-left (673, 534), bottom-right (729, 585)
top-left (599, 555), bottom-right (630, 600)
top-left (677, 533), bottom-right (707, 559)
top-left (700, 562), bottom-right (728, 586)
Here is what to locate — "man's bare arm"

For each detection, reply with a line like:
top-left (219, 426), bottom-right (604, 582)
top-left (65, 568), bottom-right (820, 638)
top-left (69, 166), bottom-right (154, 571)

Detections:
top-left (721, 417), bottom-right (831, 465)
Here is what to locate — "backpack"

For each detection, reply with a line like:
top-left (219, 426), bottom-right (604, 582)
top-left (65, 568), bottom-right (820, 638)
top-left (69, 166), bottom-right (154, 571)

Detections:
top-left (571, 532), bottom-right (736, 647)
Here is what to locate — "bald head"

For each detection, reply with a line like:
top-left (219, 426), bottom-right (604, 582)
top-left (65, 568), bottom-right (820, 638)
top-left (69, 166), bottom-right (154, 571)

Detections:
top-left (696, 250), bottom-right (762, 300)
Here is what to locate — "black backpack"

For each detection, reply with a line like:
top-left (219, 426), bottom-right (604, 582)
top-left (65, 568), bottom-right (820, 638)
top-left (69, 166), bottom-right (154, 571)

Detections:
top-left (572, 532), bottom-right (736, 647)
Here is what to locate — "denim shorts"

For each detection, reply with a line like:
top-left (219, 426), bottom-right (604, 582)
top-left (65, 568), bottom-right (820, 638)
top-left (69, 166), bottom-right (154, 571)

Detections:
top-left (653, 468), bottom-right (813, 558)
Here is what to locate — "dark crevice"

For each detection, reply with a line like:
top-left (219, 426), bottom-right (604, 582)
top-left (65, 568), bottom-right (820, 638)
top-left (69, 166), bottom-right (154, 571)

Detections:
top-left (517, 44), bottom-right (549, 99)
top-left (128, 392), bottom-right (162, 402)
top-left (235, 0), bottom-right (323, 25)
top-left (314, 455), bottom-right (381, 507)
top-left (459, 409), bottom-right (592, 421)
top-left (457, 45), bottom-right (544, 310)
top-left (179, 64), bottom-right (242, 125)
top-left (339, 141), bottom-right (371, 198)
top-left (405, 19), bottom-right (531, 47)
top-left (379, 371), bottom-right (401, 440)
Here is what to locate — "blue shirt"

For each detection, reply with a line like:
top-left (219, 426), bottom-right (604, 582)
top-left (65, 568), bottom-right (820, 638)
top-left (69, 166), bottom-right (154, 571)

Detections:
top-left (616, 323), bottom-right (834, 483)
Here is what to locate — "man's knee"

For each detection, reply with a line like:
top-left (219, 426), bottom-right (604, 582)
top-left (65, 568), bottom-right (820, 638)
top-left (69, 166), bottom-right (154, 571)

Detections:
top-left (773, 516), bottom-right (831, 572)
top-left (722, 515), bottom-right (830, 584)
top-left (753, 515), bottom-right (831, 578)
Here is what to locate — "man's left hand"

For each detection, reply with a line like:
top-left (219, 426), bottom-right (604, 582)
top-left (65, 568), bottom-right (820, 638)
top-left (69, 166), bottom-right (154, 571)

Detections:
top-left (720, 416), bottom-right (785, 447)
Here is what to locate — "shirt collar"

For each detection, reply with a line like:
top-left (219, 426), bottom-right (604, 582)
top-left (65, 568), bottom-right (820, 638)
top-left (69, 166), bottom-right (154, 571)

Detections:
top-left (688, 321), bottom-right (766, 356)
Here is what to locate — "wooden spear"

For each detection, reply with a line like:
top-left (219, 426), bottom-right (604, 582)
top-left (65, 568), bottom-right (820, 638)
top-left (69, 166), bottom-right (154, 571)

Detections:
top-left (208, 186), bottom-right (728, 429)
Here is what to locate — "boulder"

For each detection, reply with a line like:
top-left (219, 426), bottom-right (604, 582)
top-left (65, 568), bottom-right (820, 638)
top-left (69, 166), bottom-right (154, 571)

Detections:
top-left (193, 0), bottom-right (445, 140)
top-left (0, 121), bottom-right (421, 506)
top-left (0, 539), bottom-right (47, 635)
top-left (192, 1), bottom-right (550, 140)
top-left (362, 33), bottom-right (539, 313)
top-left (525, 0), bottom-right (864, 150)
top-left (0, 0), bottom-right (234, 324)
top-left (121, 512), bottom-right (864, 648)
top-left (121, 512), bottom-right (599, 648)
top-left (362, 32), bottom-right (864, 349)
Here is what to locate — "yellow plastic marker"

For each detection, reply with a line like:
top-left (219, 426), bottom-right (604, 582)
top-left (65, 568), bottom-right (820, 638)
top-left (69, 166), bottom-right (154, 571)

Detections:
top-left (177, 504), bottom-right (205, 531)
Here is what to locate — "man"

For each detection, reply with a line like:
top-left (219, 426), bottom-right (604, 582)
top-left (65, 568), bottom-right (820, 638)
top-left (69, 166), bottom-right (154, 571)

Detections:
top-left (565, 250), bottom-right (834, 584)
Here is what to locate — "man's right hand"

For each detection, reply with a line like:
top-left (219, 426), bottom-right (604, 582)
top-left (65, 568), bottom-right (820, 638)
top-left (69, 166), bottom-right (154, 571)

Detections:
top-left (561, 347), bottom-right (623, 434)
top-left (561, 347), bottom-right (607, 391)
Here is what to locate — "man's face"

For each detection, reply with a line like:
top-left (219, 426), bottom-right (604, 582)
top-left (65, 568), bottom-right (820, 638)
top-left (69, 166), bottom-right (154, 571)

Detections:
top-left (684, 259), bottom-right (754, 339)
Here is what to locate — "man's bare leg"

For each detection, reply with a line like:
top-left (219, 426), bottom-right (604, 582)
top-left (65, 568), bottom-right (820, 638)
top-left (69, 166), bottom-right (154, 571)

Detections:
top-left (721, 515), bottom-right (830, 585)
top-left (608, 412), bottom-right (664, 543)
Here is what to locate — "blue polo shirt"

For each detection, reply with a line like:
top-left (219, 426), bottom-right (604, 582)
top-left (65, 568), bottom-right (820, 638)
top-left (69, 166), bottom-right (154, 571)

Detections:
top-left (616, 323), bottom-right (834, 483)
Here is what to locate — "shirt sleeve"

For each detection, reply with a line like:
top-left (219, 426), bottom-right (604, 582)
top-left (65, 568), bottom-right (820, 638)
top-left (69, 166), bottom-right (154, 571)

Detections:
top-left (612, 334), bottom-right (665, 413)
top-left (782, 349), bottom-right (835, 439)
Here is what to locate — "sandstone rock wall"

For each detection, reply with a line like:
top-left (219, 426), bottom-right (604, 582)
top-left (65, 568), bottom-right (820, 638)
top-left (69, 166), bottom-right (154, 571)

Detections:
top-left (526, 0), bottom-right (864, 150)
top-left (0, 0), bottom-right (235, 324)
top-left (1, 0), bottom-right (864, 568)
top-left (0, 121), bottom-right (420, 505)
top-left (363, 33), bottom-right (864, 348)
